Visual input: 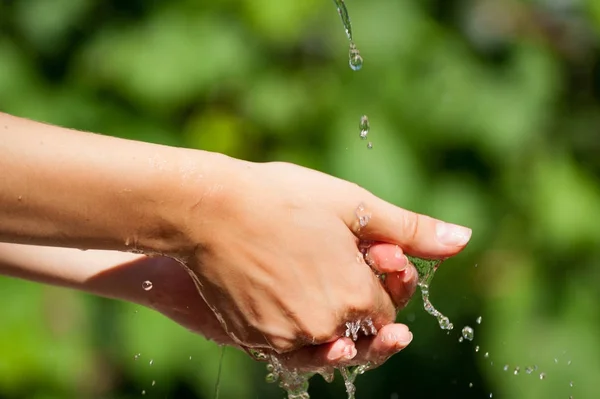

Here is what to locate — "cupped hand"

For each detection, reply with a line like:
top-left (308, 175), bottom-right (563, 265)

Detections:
top-left (175, 159), bottom-right (471, 356)
top-left (133, 245), bottom-right (418, 370)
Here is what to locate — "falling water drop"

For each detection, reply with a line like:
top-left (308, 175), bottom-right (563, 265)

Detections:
top-left (134, 353), bottom-right (141, 360)
top-left (349, 44), bottom-right (363, 71)
top-left (475, 346), bottom-right (480, 352)
top-left (461, 326), bottom-right (474, 341)
top-left (142, 281), bottom-right (153, 291)
top-left (359, 115), bottom-right (369, 140)
top-left (332, 0), bottom-right (364, 71)
top-left (540, 372), bottom-right (547, 380)
top-left (367, 142), bottom-right (373, 149)
top-left (476, 316), bottom-right (483, 324)
top-left (149, 359), bottom-right (154, 366)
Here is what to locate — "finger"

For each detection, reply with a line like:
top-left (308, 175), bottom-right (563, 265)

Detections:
top-left (348, 198), bottom-right (472, 258)
top-left (384, 264), bottom-right (418, 311)
top-left (343, 323), bottom-right (413, 368)
top-left (366, 243), bottom-right (408, 273)
top-left (277, 337), bottom-right (358, 371)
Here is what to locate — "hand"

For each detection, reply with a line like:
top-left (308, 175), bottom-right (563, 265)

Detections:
top-left (0, 242), bottom-right (421, 371)
top-left (174, 159), bottom-right (471, 358)
top-left (113, 245), bottom-right (420, 371)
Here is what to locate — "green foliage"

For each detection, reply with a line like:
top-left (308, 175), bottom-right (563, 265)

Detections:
top-left (1, 0), bottom-right (599, 398)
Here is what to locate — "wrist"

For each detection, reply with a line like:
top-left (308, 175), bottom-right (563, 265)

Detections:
top-left (150, 148), bottom-right (244, 260)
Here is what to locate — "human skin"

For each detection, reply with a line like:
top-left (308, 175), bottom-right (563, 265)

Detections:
top-left (0, 112), bottom-right (472, 363)
top-left (0, 242), bottom-right (416, 370)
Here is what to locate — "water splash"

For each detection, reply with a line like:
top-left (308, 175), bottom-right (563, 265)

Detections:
top-left (407, 256), bottom-right (454, 330)
top-left (339, 364), bottom-right (372, 399)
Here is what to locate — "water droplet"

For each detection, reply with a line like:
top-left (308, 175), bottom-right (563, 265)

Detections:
top-left (367, 142), bottom-right (373, 149)
top-left (142, 281), bottom-right (153, 291)
top-left (134, 353), bottom-right (141, 360)
top-left (567, 360), bottom-right (572, 366)
top-left (513, 366), bottom-right (520, 375)
top-left (555, 358), bottom-right (559, 364)
top-left (151, 380), bottom-right (156, 387)
top-left (266, 373), bottom-right (278, 384)
top-left (475, 345), bottom-right (480, 352)
top-left (570, 381), bottom-right (574, 387)
top-left (149, 359), bottom-right (154, 366)
top-left (489, 394), bottom-right (493, 398)
top-left (469, 382), bottom-right (473, 388)
top-left (458, 336), bottom-right (464, 343)
top-left (320, 369), bottom-right (335, 383)
top-left (503, 365), bottom-right (509, 371)
top-left (525, 366), bottom-right (534, 374)
top-left (540, 372), bottom-right (547, 380)
top-left (359, 115), bottom-right (369, 139)
top-left (141, 390), bottom-right (146, 395)
top-left (349, 43), bottom-right (363, 71)
top-left (476, 316), bottom-right (482, 324)
top-left (355, 203), bottom-right (371, 230)
top-left (461, 326), bottom-right (474, 341)
top-left (189, 356), bottom-right (192, 360)
top-left (484, 352), bottom-right (490, 358)
top-left (248, 349), bottom-right (268, 361)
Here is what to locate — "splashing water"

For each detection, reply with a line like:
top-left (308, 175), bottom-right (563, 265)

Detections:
top-left (406, 256), bottom-right (454, 330)
top-left (332, 0), bottom-right (363, 70)
top-left (258, 315), bottom-right (378, 399)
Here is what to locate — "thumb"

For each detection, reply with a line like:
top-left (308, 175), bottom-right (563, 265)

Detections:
top-left (349, 196), bottom-right (472, 259)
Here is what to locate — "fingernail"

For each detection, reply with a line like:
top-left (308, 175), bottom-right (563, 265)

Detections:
top-left (343, 345), bottom-right (357, 360)
top-left (327, 339), bottom-right (348, 361)
top-left (436, 222), bottom-right (472, 246)
top-left (394, 246), bottom-right (409, 270)
top-left (400, 331), bottom-right (413, 345)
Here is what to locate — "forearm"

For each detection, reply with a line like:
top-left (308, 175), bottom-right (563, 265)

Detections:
top-left (0, 243), bottom-right (188, 307)
top-left (0, 243), bottom-right (147, 303)
top-left (0, 112), bottom-right (228, 255)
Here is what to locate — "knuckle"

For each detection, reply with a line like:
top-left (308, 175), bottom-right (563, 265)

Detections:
top-left (401, 211), bottom-right (420, 241)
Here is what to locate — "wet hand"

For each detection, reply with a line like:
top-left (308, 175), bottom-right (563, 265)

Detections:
top-left (172, 159), bottom-right (471, 356)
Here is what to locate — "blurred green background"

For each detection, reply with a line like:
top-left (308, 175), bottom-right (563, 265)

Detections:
top-left (1, 0), bottom-right (599, 398)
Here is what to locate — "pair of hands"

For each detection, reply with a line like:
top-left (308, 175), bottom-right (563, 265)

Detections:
top-left (0, 113), bottom-right (471, 373)
top-left (141, 159), bottom-right (471, 371)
